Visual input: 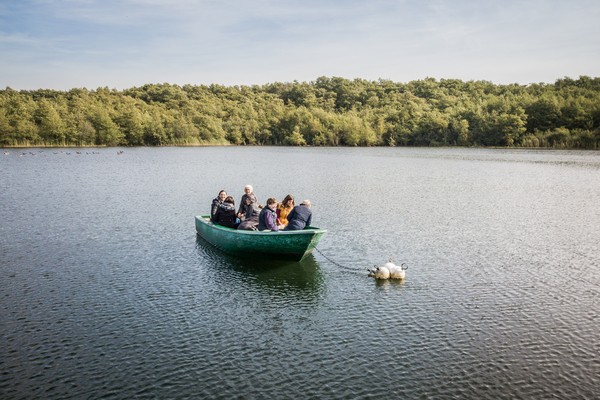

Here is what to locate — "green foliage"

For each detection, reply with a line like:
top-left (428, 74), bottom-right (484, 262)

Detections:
top-left (1, 76), bottom-right (600, 148)
top-left (35, 99), bottom-right (67, 144)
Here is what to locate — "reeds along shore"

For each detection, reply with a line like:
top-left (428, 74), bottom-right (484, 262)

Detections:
top-left (1, 76), bottom-right (599, 149)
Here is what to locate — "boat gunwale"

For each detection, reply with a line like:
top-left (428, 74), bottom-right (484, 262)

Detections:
top-left (195, 215), bottom-right (327, 236)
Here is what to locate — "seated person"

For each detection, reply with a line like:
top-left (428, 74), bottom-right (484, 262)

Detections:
top-left (237, 185), bottom-right (259, 219)
top-left (284, 200), bottom-right (312, 231)
top-left (276, 194), bottom-right (295, 227)
top-left (211, 190), bottom-right (227, 220)
top-left (212, 196), bottom-right (238, 228)
top-left (237, 196), bottom-right (260, 230)
top-left (258, 198), bottom-right (284, 231)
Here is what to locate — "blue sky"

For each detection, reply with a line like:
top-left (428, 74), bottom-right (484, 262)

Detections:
top-left (1, 0), bottom-right (599, 90)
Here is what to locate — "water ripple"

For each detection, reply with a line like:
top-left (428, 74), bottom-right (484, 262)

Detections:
top-left (2, 147), bottom-right (599, 399)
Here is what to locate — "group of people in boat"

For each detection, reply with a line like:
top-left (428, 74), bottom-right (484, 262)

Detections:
top-left (210, 185), bottom-right (312, 231)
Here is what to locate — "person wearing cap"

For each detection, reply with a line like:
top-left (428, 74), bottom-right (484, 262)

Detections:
top-left (283, 200), bottom-right (312, 231)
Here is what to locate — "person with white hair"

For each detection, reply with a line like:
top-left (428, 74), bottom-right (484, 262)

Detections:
top-left (236, 185), bottom-right (260, 230)
top-left (237, 184), bottom-right (259, 220)
top-left (283, 199), bottom-right (312, 231)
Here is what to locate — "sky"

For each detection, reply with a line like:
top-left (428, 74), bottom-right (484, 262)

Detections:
top-left (1, 0), bottom-right (599, 90)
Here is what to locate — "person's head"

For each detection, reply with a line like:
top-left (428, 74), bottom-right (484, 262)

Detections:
top-left (218, 190), bottom-right (227, 201)
top-left (266, 197), bottom-right (278, 210)
top-left (300, 199), bottom-right (311, 208)
top-left (224, 196), bottom-right (235, 205)
top-left (244, 185), bottom-right (253, 194)
top-left (282, 194), bottom-right (295, 207)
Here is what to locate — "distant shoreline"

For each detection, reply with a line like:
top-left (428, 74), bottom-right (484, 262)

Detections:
top-left (2, 144), bottom-right (598, 151)
top-left (2, 76), bottom-right (599, 149)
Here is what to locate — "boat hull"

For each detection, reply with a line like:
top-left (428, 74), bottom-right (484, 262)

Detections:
top-left (195, 215), bottom-right (327, 261)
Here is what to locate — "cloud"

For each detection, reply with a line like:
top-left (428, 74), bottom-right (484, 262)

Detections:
top-left (1, 0), bottom-right (599, 89)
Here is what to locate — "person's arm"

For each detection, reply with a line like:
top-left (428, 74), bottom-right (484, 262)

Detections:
top-left (211, 200), bottom-right (219, 221)
top-left (237, 195), bottom-right (246, 217)
top-left (306, 212), bottom-right (312, 228)
top-left (287, 208), bottom-right (296, 222)
top-left (266, 211), bottom-right (278, 231)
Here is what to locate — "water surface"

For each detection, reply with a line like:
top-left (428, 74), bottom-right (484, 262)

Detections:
top-left (1, 147), bottom-right (599, 399)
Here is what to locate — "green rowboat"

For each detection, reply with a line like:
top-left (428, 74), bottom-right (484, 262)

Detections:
top-left (195, 215), bottom-right (327, 261)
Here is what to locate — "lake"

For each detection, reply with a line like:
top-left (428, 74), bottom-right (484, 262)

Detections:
top-left (1, 146), bottom-right (599, 399)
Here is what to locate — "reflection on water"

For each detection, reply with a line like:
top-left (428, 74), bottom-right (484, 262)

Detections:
top-left (195, 235), bottom-right (326, 303)
top-left (372, 277), bottom-right (406, 289)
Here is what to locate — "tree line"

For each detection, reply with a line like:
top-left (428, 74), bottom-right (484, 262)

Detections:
top-left (1, 76), bottom-right (599, 149)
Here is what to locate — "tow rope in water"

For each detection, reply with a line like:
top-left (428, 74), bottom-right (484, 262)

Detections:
top-left (313, 247), bottom-right (355, 271)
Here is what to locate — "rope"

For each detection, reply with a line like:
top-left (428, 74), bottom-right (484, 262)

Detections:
top-left (314, 247), bottom-right (409, 275)
top-left (313, 246), bottom-right (356, 271)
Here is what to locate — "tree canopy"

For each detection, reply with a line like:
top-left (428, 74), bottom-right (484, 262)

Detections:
top-left (1, 76), bottom-right (599, 148)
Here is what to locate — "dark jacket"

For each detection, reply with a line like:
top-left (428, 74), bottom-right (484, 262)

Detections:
top-left (212, 202), bottom-right (237, 228)
top-left (237, 193), bottom-right (258, 217)
top-left (210, 197), bottom-right (222, 220)
top-left (258, 207), bottom-right (278, 231)
top-left (237, 203), bottom-right (260, 230)
top-left (284, 205), bottom-right (312, 231)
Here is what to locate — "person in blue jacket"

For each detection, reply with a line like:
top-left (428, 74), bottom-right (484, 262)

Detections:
top-left (284, 200), bottom-right (312, 231)
top-left (258, 198), bottom-right (284, 231)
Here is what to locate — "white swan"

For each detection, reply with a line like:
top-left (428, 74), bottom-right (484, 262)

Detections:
top-left (367, 265), bottom-right (390, 279)
top-left (388, 263), bottom-right (407, 280)
top-left (368, 260), bottom-right (408, 280)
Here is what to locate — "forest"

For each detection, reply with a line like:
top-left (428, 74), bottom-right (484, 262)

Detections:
top-left (1, 76), bottom-right (599, 149)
